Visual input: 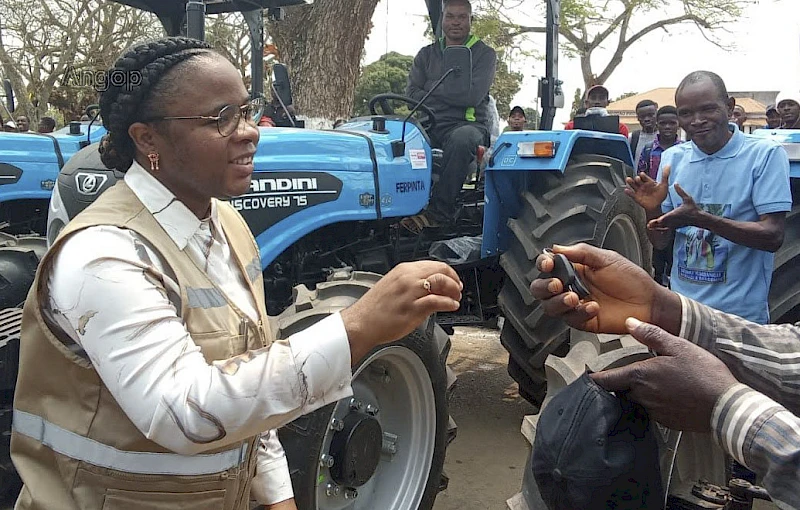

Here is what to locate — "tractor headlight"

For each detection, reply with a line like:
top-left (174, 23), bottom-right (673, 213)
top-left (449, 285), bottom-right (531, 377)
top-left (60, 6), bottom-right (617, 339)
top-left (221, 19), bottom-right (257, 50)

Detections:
top-left (517, 141), bottom-right (558, 158)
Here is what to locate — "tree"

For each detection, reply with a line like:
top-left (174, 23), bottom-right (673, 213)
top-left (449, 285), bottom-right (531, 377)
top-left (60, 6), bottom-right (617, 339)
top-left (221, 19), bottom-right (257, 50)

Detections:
top-left (206, 13), bottom-right (252, 88)
top-left (483, 0), bottom-right (746, 88)
top-left (570, 87), bottom-right (583, 118)
top-left (268, 0), bottom-right (381, 125)
top-left (0, 0), bottom-right (161, 122)
top-left (353, 52), bottom-right (414, 116)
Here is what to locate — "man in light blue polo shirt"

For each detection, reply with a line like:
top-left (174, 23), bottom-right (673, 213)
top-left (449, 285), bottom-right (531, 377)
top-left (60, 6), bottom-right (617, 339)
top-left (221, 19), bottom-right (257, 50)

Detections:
top-left (626, 71), bottom-right (791, 324)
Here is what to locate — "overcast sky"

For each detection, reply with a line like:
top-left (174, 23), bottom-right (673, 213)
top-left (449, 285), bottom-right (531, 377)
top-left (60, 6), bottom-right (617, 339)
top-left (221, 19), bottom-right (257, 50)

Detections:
top-left (365, 0), bottom-right (799, 125)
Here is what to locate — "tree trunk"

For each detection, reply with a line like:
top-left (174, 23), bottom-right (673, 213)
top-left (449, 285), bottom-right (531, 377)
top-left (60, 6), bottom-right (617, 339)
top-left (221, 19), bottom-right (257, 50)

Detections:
top-left (268, 0), bottom-right (380, 126)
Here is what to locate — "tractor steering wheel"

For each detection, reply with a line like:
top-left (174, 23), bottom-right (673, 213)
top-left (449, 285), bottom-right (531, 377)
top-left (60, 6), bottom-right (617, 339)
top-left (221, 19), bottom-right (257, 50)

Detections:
top-left (368, 93), bottom-right (437, 134)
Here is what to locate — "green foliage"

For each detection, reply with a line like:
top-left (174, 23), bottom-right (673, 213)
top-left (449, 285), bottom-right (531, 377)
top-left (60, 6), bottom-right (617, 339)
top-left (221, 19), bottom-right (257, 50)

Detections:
top-left (523, 107), bottom-right (540, 130)
top-left (490, 60), bottom-right (523, 117)
top-left (353, 52), bottom-right (414, 116)
top-left (570, 88), bottom-right (583, 118)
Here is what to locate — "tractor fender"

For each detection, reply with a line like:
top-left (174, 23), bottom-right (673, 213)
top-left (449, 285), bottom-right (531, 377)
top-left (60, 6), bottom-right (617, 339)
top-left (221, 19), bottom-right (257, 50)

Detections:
top-left (484, 129), bottom-right (633, 173)
top-left (0, 127), bottom-right (108, 213)
top-left (481, 130), bottom-right (633, 258)
top-left (751, 128), bottom-right (800, 179)
top-left (0, 134), bottom-right (62, 204)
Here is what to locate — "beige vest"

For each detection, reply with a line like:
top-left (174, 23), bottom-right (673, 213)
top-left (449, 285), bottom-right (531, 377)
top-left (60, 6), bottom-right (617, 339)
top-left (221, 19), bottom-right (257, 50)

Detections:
top-left (11, 181), bottom-right (272, 510)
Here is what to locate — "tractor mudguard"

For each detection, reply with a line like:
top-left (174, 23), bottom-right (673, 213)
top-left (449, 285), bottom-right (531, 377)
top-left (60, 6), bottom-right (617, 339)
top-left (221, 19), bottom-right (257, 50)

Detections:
top-left (0, 133), bottom-right (65, 205)
top-left (0, 125), bottom-right (106, 235)
top-left (243, 119), bottom-right (433, 268)
top-left (751, 128), bottom-right (800, 178)
top-left (480, 129), bottom-right (633, 257)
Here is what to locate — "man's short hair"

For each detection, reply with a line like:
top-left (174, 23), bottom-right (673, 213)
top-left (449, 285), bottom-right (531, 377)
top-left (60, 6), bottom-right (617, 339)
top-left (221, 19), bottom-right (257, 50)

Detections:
top-left (635, 99), bottom-right (657, 111)
top-left (40, 116), bottom-right (56, 130)
top-left (509, 106), bottom-right (526, 118)
top-left (443, 0), bottom-right (472, 14)
top-left (676, 71), bottom-right (729, 103)
top-left (656, 105), bottom-right (678, 118)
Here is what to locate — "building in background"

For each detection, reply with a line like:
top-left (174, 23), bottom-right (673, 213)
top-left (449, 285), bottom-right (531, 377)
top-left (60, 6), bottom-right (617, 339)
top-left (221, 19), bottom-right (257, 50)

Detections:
top-left (607, 88), bottom-right (779, 134)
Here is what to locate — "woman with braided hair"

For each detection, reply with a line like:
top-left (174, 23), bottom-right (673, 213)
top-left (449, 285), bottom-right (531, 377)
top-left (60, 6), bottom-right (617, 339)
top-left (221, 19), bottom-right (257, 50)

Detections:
top-left (10, 37), bottom-right (462, 510)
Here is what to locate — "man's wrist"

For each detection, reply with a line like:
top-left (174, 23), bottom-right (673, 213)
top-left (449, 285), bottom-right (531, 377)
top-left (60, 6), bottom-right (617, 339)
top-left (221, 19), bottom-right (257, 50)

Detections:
top-left (688, 209), bottom-right (712, 230)
top-left (645, 206), bottom-right (663, 221)
top-left (650, 288), bottom-right (682, 336)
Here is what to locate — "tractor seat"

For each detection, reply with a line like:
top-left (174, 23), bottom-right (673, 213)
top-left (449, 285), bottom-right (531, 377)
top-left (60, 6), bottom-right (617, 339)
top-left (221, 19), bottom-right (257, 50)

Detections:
top-left (430, 145), bottom-right (487, 186)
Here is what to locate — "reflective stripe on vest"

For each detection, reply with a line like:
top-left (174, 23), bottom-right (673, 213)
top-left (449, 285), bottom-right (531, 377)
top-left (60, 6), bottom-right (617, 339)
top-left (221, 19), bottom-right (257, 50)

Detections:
top-left (186, 287), bottom-right (227, 309)
top-left (245, 258), bottom-right (261, 283)
top-left (13, 410), bottom-right (248, 476)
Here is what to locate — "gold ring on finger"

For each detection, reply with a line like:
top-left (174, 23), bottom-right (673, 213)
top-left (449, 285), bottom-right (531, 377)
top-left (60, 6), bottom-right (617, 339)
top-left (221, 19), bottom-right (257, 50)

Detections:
top-left (422, 278), bottom-right (432, 294)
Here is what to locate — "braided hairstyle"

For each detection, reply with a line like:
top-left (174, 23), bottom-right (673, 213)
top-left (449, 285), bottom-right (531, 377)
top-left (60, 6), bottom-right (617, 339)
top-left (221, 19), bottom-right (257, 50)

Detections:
top-left (98, 37), bottom-right (216, 172)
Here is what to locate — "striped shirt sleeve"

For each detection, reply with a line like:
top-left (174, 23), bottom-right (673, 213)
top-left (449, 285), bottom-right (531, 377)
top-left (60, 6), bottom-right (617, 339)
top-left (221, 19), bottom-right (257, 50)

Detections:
top-left (711, 385), bottom-right (800, 510)
top-left (679, 295), bottom-right (800, 508)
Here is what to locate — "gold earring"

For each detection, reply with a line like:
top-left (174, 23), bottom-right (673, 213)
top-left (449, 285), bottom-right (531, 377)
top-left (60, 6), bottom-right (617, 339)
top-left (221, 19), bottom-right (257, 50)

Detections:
top-left (147, 152), bottom-right (160, 172)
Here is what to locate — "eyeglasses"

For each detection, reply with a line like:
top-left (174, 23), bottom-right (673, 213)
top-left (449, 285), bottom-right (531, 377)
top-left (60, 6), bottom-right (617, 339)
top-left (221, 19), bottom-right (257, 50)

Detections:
top-left (146, 97), bottom-right (266, 137)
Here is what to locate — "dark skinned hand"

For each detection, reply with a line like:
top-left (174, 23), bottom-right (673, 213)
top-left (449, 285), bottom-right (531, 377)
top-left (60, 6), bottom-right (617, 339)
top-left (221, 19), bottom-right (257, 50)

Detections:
top-left (647, 183), bottom-right (703, 231)
top-left (341, 261), bottom-right (462, 365)
top-left (624, 164), bottom-right (671, 212)
top-left (529, 244), bottom-right (680, 335)
top-left (591, 317), bottom-right (739, 432)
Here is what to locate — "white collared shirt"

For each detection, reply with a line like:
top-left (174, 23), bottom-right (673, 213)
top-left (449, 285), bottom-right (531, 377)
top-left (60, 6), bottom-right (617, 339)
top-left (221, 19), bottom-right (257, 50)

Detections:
top-left (43, 161), bottom-right (353, 504)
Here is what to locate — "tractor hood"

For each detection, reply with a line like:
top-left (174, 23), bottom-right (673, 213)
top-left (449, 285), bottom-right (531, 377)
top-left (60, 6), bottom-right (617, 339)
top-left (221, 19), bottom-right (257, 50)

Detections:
top-left (243, 119), bottom-right (433, 264)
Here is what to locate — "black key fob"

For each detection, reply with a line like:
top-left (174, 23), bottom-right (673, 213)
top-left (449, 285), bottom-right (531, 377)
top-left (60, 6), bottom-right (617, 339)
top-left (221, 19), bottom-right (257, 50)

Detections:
top-left (543, 250), bottom-right (591, 299)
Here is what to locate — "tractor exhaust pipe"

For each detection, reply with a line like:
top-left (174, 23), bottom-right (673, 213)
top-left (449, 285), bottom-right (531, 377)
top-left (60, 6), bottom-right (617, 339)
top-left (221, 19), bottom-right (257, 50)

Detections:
top-left (186, 1), bottom-right (206, 41)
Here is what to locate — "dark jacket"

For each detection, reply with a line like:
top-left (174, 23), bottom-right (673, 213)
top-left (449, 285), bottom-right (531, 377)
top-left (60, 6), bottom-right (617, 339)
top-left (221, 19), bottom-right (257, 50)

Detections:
top-left (406, 36), bottom-right (497, 137)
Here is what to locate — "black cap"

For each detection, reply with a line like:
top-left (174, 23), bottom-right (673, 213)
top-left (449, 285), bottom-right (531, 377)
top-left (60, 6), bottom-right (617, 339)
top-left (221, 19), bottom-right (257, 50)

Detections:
top-left (509, 105), bottom-right (526, 118)
top-left (532, 372), bottom-right (664, 509)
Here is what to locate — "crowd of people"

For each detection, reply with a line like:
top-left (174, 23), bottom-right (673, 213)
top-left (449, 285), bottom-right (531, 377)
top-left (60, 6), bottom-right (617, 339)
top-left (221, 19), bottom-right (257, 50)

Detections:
top-left (540, 70), bottom-right (797, 504)
top-left (389, 0), bottom-right (800, 504)
top-left (1, 113), bottom-right (67, 133)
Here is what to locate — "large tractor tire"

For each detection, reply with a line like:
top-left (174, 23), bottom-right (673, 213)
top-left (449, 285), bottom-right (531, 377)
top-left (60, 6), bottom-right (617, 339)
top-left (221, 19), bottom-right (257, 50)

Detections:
top-left (0, 234), bottom-right (47, 502)
top-left (515, 332), bottom-right (724, 510)
top-left (0, 308), bottom-right (23, 503)
top-left (498, 154), bottom-right (651, 407)
top-left (769, 184), bottom-right (800, 324)
top-left (275, 269), bottom-right (456, 510)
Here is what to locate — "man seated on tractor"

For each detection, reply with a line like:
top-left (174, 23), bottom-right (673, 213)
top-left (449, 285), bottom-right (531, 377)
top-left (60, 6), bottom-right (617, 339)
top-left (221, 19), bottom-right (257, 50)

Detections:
top-left (400, 0), bottom-right (497, 234)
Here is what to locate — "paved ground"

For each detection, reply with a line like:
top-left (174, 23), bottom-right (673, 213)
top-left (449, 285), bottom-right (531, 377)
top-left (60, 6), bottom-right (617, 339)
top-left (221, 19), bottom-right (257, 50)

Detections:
top-left (433, 326), bottom-right (536, 510)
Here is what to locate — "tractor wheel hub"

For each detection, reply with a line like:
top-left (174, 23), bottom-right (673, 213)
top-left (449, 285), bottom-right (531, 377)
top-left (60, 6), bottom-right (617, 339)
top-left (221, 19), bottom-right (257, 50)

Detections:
top-left (328, 410), bottom-right (383, 487)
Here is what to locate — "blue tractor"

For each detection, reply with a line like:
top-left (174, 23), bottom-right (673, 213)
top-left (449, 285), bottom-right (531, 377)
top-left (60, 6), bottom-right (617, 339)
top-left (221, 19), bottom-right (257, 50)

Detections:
top-left (1, 1), bottom-right (797, 509)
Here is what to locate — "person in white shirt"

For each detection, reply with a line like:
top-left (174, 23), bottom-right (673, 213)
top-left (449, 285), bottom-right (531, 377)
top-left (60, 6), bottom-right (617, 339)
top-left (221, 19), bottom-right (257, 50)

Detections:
top-left (10, 37), bottom-right (463, 510)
